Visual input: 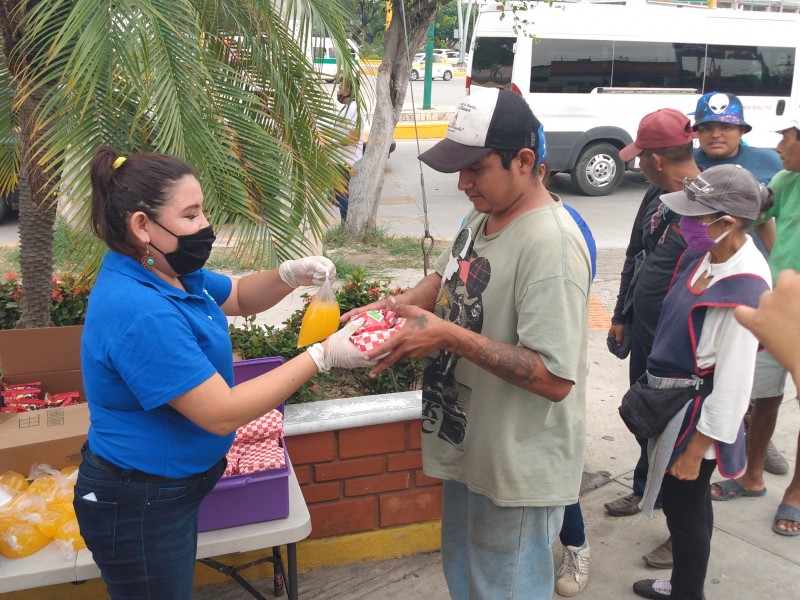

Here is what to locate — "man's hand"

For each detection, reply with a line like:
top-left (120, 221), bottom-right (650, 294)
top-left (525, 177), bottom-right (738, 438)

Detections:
top-left (364, 301), bottom-right (454, 377)
top-left (340, 297), bottom-right (395, 323)
top-left (608, 323), bottom-right (625, 345)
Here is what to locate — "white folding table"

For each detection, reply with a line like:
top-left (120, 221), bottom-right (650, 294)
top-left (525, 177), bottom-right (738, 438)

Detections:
top-left (0, 470), bottom-right (311, 599)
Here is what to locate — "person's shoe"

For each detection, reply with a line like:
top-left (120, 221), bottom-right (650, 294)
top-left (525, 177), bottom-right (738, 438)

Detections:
top-left (642, 537), bottom-right (672, 569)
top-left (555, 543), bottom-right (590, 597)
top-left (604, 492), bottom-right (642, 517)
top-left (764, 439), bottom-right (789, 475)
top-left (632, 579), bottom-right (671, 599)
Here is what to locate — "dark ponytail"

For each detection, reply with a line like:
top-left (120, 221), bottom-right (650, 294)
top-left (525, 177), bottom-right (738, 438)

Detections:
top-left (89, 145), bottom-right (196, 257)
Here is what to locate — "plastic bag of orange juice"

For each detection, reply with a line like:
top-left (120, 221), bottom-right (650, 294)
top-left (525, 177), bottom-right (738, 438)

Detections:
top-left (0, 471), bottom-right (28, 494)
top-left (296, 277), bottom-right (340, 348)
top-left (0, 523), bottom-right (51, 558)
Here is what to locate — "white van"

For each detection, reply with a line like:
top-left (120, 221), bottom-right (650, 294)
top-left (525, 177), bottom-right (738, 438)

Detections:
top-left (468, 0), bottom-right (800, 195)
top-left (311, 37), bottom-right (360, 82)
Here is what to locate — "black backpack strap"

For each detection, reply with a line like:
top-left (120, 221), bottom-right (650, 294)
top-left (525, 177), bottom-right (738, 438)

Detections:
top-left (642, 208), bottom-right (674, 254)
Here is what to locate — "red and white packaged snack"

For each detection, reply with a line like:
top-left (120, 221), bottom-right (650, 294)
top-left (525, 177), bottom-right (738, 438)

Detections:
top-left (348, 309), bottom-right (406, 353)
top-left (234, 409), bottom-right (284, 443)
top-left (237, 440), bottom-right (286, 474)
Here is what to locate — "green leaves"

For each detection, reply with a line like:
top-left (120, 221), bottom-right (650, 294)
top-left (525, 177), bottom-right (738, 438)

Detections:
top-left (6, 0), bottom-right (364, 276)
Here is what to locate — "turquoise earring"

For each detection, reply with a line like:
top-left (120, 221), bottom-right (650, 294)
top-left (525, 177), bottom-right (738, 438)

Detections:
top-left (141, 246), bottom-right (155, 270)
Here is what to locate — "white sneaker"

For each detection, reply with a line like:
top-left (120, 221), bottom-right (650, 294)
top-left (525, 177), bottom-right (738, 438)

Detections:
top-left (555, 543), bottom-right (590, 597)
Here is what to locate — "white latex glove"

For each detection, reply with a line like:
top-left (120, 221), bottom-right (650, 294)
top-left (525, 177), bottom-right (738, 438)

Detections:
top-left (278, 257), bottom-right (336, 288)
top-left (307, 318), bottom-right (378, 371)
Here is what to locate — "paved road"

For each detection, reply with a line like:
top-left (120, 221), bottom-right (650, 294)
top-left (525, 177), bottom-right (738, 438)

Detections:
top-left (378, 138), bottom-right (648, 249)
top-left (0, 212), bottom-right (18, 245)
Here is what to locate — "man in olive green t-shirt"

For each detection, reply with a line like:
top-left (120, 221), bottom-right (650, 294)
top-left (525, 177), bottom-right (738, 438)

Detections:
top-left (345, 88), bottom-right (591, 599)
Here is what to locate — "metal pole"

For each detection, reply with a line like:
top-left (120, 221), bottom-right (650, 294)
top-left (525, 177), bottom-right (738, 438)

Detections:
top-left (423, 22), bottom-right (434, 109)
top-left (457, 0), bottom-right (465, 64)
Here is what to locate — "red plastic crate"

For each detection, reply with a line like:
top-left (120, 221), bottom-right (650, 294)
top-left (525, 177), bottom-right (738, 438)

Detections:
top-left (198, 357), bottom-right (289, 532)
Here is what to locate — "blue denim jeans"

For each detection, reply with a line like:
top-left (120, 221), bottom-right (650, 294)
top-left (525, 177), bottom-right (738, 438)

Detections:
top-left (441, 480), bottom-right (565, 600)
top-left (333, 168), bottom-right (351, 221)
top-left (73, 445), bottom-right (225, 600)
top-left (630, 323), bottom-right (652, 496)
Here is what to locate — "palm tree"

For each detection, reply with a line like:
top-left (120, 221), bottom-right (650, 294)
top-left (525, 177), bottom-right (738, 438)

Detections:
top-left (0, 0), bottom-right (359, 328)
top-left (345, 0), bottom-right (441, 240)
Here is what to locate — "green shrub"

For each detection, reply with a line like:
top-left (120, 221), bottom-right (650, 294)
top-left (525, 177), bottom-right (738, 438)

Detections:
top-left (0, 267), bottom-right (423, 403)
top-left (0, 272), bottom-right (91, 329)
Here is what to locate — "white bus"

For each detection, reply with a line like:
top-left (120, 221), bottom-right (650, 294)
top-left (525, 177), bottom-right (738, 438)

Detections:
top-left (467, 0), bottom-right (800, 195)
top-left (311, 37), bottom-right (360, 82)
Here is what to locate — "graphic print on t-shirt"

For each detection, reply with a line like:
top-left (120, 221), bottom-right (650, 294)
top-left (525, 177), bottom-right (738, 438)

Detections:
top-left (421, 227), bottom-right (490, 450)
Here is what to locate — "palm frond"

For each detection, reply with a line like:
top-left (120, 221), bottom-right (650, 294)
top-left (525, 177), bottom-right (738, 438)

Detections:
top-left (12, 0), bottom-right (363, 277)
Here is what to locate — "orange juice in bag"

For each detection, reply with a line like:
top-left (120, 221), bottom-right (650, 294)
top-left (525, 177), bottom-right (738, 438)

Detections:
top-left (296, 278), bottom-right (340, 348)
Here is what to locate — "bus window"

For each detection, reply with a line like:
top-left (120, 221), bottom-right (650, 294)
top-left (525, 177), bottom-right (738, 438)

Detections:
top-left (611, 42), bottom-right (703, 91)
top-left (704, 44), bottom-right (794, 97)
top-left (471, 36), bottom-right (515, 88)
top-left (530, 39), bottom-right (612, 93)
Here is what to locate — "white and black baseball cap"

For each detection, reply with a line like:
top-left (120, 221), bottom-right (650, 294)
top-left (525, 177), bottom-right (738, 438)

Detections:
top-left (418, 88), bottom-right (542, 173)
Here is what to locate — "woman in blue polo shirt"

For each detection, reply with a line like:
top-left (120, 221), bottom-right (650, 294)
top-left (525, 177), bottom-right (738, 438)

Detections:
top-left (74, 145), bottom-right (373, 600)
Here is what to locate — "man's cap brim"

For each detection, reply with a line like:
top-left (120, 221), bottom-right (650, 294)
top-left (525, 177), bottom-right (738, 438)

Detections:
top-left (418, 139), bottom-right (493, 173)
top-left (660, 190), bottom-right (718, 216)
top-left (619, 142), bottom-right (642, 163)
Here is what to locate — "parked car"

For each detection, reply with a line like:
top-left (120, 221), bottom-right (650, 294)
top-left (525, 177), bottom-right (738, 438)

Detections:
top-left (410, 55), bottom-right (453, 81)
top-left (433, 48), bottom-right (460, 64)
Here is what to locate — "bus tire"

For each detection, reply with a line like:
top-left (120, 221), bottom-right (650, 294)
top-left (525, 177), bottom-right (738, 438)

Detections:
top-left (570, 142), bottom-right (624, 196)
top-left (410, 70), bottom-right (419, 81)
top-left (442, 70), bottom-right (452, 81)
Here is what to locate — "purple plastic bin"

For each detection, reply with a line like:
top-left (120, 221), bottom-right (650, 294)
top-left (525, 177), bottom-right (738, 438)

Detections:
top-left (232, 356), bottom-right (286, 385)
top-left (198, 356), bottom-right (290, 532)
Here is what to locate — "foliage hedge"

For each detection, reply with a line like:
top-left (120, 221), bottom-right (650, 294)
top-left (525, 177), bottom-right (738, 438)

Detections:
top-left (0, 268), bottom-right (422, 404)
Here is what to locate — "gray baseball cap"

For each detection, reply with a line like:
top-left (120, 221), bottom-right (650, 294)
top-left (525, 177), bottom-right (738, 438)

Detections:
top-left (660, 164), bottom-right (770, 220)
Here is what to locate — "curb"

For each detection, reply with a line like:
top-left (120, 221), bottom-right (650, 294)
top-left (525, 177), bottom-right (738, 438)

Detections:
top-left (394, 121), bottom-right (448, 139)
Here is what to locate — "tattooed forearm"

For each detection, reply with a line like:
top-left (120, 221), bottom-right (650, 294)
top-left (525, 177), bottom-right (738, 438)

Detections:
top-left (453, 336), bottom-right (546, 390)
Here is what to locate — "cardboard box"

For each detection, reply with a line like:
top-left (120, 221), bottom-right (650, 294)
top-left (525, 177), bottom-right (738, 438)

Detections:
top-left (198, 357), bottom-right (290, 532)
top-left (0, 326), bottom-right (88, 475)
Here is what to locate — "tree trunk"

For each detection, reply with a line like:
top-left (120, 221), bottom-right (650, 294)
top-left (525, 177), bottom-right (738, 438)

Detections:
top-left (1, 1), bottom-right (58, 328)
top-left (346, 1), bottom-right (439, 241)
top-left (15, 155), bottom-right (56, 329)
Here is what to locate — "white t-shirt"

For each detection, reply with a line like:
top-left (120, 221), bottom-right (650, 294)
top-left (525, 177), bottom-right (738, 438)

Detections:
top-left (338, 102), bottom-right (363, 167)
top-left (692, 236), bottom-right (772, 457)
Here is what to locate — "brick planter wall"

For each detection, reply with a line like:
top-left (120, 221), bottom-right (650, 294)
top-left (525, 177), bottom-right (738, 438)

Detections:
top-left (284, 419), bottom-right (442, 539)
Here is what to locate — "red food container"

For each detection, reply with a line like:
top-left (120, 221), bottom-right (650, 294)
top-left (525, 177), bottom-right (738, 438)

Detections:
top-left (198, 357), bottom-right (290, 532)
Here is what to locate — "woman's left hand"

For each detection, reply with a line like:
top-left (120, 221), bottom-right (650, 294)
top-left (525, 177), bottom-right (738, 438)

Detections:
top-left (668, 430), bottom-right (713, 481)
top-left (668, 451), bottom-right (702, 481)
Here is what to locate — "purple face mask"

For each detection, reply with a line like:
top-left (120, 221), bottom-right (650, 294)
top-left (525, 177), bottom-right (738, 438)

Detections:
top-left (679, 215), bottom-right (729, 253)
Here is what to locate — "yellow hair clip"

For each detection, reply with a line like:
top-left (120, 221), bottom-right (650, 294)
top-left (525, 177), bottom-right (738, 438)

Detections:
top-left (112, 156), bottom-right (127, 170)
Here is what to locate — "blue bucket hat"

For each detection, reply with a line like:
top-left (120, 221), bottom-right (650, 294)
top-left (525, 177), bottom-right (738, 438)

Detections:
top-left (692, 92), bottom-right (751, 133)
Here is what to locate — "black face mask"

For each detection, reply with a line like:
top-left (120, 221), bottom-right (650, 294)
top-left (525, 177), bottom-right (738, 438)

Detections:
top-left (149, 220), bottom-right (216, 275)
